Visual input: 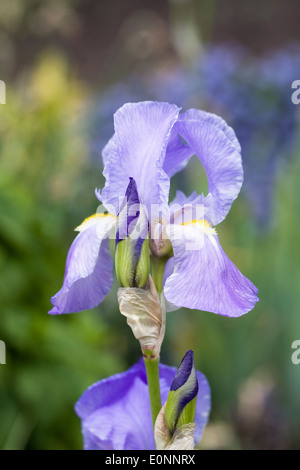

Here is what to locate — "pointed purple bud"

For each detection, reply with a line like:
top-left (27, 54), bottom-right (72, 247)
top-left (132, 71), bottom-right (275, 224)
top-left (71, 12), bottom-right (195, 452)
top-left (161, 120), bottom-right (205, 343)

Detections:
top-left (165, 350), bottom-right (198, 433)
top-left (115, 178), bottom-right (149, 288)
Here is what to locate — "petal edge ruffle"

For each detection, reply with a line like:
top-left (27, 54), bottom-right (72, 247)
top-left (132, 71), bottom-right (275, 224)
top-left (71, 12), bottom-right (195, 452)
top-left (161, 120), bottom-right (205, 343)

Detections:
top-left (164, 223), bottom-right (259, 317)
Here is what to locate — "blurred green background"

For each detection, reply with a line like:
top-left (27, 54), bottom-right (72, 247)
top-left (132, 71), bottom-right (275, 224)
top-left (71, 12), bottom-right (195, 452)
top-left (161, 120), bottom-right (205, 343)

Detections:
top-left (0, 0), bottom-right (300, 450)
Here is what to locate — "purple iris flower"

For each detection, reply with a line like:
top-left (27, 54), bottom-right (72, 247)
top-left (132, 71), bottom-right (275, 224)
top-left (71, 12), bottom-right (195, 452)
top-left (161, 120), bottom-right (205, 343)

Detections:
top-left (49, 101), bottom-right (259, 317)
top-left (75, 358), bottom-right (210, 450)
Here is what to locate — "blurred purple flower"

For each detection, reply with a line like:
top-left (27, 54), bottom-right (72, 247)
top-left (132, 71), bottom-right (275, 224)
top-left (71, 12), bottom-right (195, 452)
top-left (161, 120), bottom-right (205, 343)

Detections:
top-left (50, 101), bottom-right (259, 317)
top-left (199, 45), bottom-right (300, 228)
top-left (75, 358), bottom-right (210, 450)
top-left (88, 45), bottom-right (300, 229)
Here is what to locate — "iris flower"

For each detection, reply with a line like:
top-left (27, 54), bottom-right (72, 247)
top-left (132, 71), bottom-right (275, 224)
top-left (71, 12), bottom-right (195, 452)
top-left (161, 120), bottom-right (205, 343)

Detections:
top-left (49, 101), bottom-right (259, 317)
top-left (75, 357), bottom-right (210, 450)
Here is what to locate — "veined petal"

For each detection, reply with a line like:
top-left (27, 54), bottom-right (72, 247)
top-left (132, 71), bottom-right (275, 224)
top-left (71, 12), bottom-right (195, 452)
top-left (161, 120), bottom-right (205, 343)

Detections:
top-left (164, 222), bottom-right (259, 317)
top-left (163, 129), bottom-right (194, 178)
top-left (49, 214), bottom-right (116, 314)
top-left (80, 376), bottom-right (154, 450)
top-left (102, 134), bottom-right (116, 167)
top-left (169, 190), bottom-right (199, 207)
top-left (169, 190), bottom-right (213, 226)
top-left (100, 101), bottom-right (180, 218)
top-left (167, 109), bottom-right (243, 226)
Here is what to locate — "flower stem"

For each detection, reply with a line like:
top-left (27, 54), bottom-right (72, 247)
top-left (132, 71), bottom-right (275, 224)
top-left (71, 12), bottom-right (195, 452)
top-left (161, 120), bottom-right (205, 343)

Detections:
top-left (143, 352), bottom-right (162, 429)
top-left (151, 255), bottom-right (169, 294)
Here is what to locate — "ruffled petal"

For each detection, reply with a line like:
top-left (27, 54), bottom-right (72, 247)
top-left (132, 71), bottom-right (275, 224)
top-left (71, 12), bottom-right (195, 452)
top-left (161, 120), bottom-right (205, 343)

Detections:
top-left (169, 190), bottom-right (213, 226)
top-left (75, 358), bottom-right (210, 450)
top-left (167, 109), bottom-right (243, 226)
top-left (169, 190), bottom-right (199, 207)
top-left (163, 129), bottom-right (194, 178)
top-left (100, 101), bottom-right (180, 218)
top-left (164, 222), bottom-right (259, 317)
top-left (49, 214), bottom-right (116, 314)
top-left (101, 134), bottom-right (115, 167)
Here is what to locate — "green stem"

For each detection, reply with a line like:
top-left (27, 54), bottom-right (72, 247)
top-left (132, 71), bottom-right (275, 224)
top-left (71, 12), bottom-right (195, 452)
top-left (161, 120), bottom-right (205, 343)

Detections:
top-left (143, 353), bottom-right (162, 429)
top-left (151, 255), bottom-right (169, 294)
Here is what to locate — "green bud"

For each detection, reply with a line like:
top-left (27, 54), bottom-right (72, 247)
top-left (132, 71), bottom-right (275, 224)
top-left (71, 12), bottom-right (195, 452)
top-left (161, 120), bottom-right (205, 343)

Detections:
top-left (151, 255), bottom-right (169, 294)
top-left (165, 350), bottom-right (198, 434)
top-left (115, 236), bottom-right (149, 288)
top-left (115, 177), bottom-right (150, 288)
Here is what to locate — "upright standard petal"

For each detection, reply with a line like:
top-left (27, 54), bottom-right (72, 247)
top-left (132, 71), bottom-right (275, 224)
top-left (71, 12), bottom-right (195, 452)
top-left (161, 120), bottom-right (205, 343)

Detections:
top-left (100, 101), bottom-right (180, 218)
top-left (49, 214), bottom-right (116, 314)
top-left (164, 222), bottom-right (259, 317)
top-left (75, 358), bottom-right (210, 450)
top-left (162, 128), bottom-right (194, 178)
top-left (165, 109), bottom-right (243, 226)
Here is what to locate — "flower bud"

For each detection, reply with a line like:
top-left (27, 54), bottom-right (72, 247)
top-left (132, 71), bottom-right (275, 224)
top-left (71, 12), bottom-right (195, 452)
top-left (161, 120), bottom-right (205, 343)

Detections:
top-left (115, 178), bottom-right (149, 288)
top-left (150, 221), bottom-right (173, 258)
top-left (155, 403), bottom-right (196, 450)
top-left (155, 350), bottom-right (198, 449)
top-left (165, 350), bottom-right (198, 432)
